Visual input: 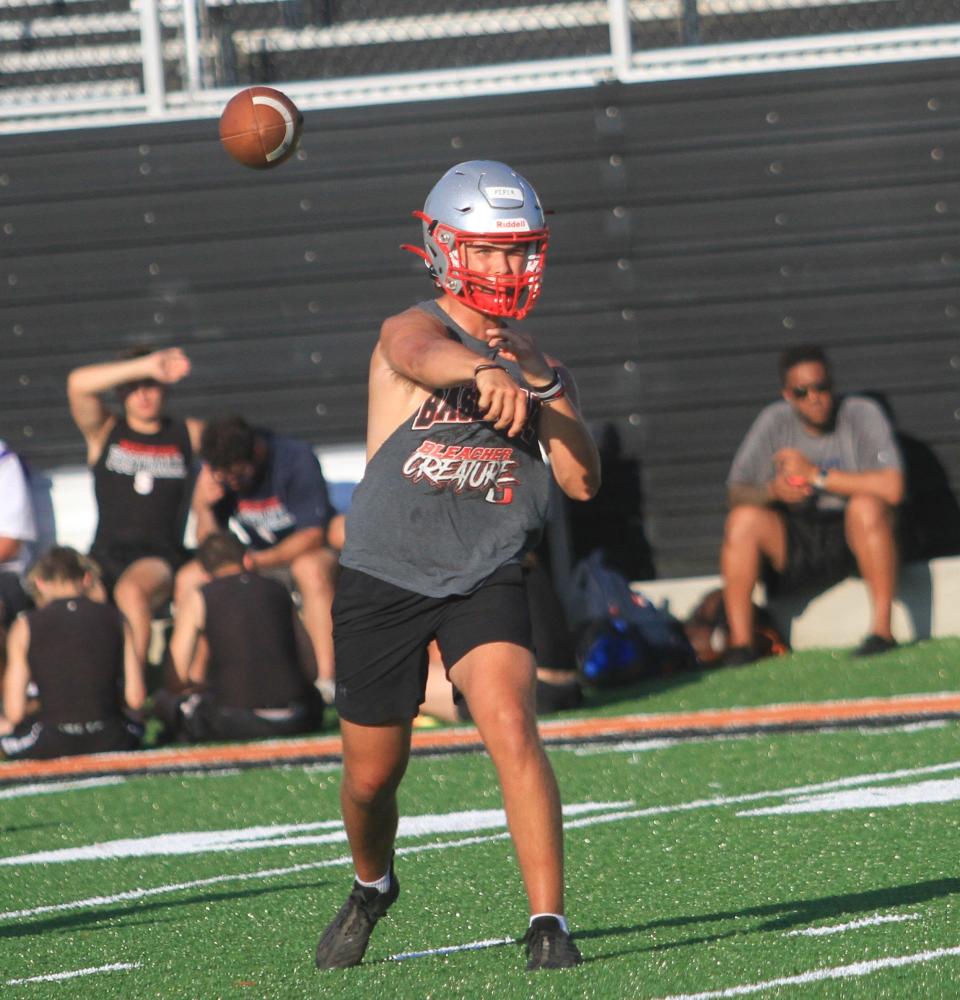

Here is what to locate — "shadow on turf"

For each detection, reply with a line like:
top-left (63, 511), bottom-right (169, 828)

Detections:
top-left (0, 822), bottom-right (62, 836)
top-left (574, 877), bottom-right (960, 956)
top-left (0, 877), bottom-right (330, 940)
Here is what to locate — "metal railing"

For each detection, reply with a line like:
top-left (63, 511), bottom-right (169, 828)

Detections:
top-left (0, 0), bottom-right (958, 132)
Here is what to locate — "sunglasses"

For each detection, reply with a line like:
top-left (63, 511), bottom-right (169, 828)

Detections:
top-left (789, 381), bottom-right (832, 400)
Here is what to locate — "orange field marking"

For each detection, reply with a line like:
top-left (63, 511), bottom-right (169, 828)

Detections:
top-left (2, 691), bottom-right (959, 785)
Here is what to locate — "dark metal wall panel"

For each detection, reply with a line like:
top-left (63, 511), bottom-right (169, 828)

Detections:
top-left (1, 58), bottom-right (958, 576)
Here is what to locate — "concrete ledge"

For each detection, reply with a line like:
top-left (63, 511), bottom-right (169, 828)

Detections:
top-left (633, 555), bottom-right (960, 650)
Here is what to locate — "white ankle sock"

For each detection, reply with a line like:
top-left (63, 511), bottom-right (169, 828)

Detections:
top-left (529, 912), bottom-right (569, 934)
top-left (356, 870), bottom-right (391, 895)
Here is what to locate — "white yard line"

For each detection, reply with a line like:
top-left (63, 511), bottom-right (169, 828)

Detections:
top-left (389, 937), bottom-right (515, 961)
top-left (564, 758), bottom-right (960, 830)
top-left (654, 946), bottom-right (960, 1000)
top-left (0, 836), bottom-right (517, 922)
top-left (787, 912), bottom-right (921, 936)
top-left (0, 776), bottom-right (125, 799)
top-left (5, 961), bottom-right (140, 985)
top-left (6, 759), bottom-right (960, 921)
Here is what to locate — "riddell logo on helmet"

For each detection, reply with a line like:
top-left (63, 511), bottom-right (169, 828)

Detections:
top-left (494, 219), bottom-right (530, 231)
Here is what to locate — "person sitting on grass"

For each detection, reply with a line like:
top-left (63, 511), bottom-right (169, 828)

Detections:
top-left (1, 546), bottom-right (145, 759)
top-left (156, 532), bottom-right (324, 743)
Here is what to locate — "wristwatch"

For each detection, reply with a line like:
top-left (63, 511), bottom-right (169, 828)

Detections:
top-left (812, 468), bottom-right (829, 491)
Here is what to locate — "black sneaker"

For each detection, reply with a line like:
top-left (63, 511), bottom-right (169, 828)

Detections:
top-left (717, 645), bottom-right (759, 668)
top-left (315, 862), bottom-right (399, 969)
top-left (523, 916), bottom-right (583, 970)
top-left (852, 634), bottom-right (898, 657)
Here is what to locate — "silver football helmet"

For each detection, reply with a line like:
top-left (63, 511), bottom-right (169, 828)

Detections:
top-left (402, 160), bottom-right (549, 319)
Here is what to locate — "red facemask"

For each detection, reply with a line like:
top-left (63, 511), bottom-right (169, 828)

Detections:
top-left (403, 214), bottom-right (549, 320)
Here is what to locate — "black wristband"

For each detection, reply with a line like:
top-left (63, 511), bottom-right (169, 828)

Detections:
top-left (529, 369), bottom-right (565, 402)
top-left (526, 369), bottom-right (561, 393)
top-left (473, 361), bottom-right (506, 378)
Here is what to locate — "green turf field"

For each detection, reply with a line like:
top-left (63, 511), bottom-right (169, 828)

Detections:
top-left (2, 640), bottom-right (960, 998)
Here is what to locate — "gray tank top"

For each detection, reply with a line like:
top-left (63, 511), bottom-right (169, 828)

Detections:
top-left (340, 300), bottom-right (551, 597)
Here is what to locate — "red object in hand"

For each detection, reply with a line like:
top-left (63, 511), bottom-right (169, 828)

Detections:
top-left (786, 475), bottom-right (807, 487)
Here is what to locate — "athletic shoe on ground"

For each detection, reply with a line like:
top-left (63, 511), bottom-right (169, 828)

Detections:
top-left (315, 863), bottom-right (399, 969)
top-left (523, 916), bottom-right (583, 970)
top-left (852, 633), bottom-right (898, 657)
top-left (717, 645), bottom-right (759, 668)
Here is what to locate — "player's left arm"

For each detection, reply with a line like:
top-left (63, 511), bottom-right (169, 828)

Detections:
top-left (536, 365), bottom-right (602, 501)
top-left (488, 326), bottom-right (600, 501)
top-left (2, 615), bottom-right (31, 726)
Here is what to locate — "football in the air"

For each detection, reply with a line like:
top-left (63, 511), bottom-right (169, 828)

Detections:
top-left (219, 87), bottom-right (304, 170)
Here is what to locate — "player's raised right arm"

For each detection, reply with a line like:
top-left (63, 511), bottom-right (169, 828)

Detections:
top-left (379, 311), bottom-right (529, 438)
top-left (379, 310), bottom-right (478, 389)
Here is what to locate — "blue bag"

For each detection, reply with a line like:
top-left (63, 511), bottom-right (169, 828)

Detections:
top-left (569, 551), bottom-right (697, 686)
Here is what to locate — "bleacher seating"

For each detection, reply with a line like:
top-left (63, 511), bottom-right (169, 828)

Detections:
top-left (2, 0), bottom-right (954, 116)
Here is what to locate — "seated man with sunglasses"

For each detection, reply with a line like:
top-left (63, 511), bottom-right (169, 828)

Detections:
top-left (720, 344), bottom-right (904, 663)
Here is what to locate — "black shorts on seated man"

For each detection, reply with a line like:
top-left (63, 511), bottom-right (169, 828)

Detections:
top-left (719, 344), bottom-right (904, 664)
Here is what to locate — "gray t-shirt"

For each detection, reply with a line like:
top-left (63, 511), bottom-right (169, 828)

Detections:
top-left (727, 395), bottom-right (902, 512)
top-left (340, 300), bottom-right (551, 597)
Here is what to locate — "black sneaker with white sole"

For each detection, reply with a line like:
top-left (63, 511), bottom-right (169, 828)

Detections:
top-left (315, 862), bottom-right (399, 969)
top-left (523, 916), bottom-right (583, 970)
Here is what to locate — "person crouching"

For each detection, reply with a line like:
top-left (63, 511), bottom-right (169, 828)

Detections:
top-left (157, 532), bottom-right (324, 742)
top-left (1, 546), bottom-right (145, 759)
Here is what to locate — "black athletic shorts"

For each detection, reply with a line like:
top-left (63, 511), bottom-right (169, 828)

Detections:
top-left (89, 542), bottom-right (187, 594)
top-left (332, 564), bottom-right (533, 725)
top-left (765, 509), bottom-right (857, 595)
top-left (154, 690), bottom-right (324, 743)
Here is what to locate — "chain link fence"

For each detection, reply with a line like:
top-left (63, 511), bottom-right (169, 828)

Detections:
top-left (1, 0), bottom-right (958, 128)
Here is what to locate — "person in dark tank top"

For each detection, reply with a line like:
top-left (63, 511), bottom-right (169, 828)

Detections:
top-left (67, 346), bottom-right (204, 679)
top-left (155, 532), bottom-right (323, 743)
top-left (0, 546), bottom-right (145, 760)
